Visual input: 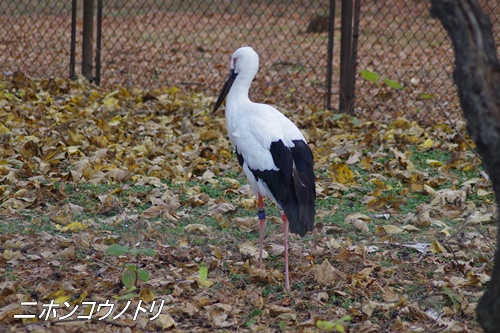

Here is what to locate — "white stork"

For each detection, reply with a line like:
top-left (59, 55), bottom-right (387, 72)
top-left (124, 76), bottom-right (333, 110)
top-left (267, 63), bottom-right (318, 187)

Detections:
top-left (212, 46), bottom-right (316, 292)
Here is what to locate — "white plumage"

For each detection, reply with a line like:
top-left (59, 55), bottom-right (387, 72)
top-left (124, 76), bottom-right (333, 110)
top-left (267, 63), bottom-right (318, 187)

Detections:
top-left (229, 104), bottom-right (305, 198)
top-left (212, 46), bottom-right (315, 292)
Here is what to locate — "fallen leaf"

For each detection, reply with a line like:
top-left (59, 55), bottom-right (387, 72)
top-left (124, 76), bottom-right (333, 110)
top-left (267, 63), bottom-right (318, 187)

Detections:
top-left (430, 240), bottom-right (447, 253)
top-left (239, 241), bottom-right (266, 259)
top-left (184, 224), bottom-right (211, 234)
top-left (315, 259), bottom-right (337, 285)
top-left (375, 225), bottom-right (403, 235)
top-left (156, 314), bottom-right (177, 329)
top-left (330, 163), bottom-right (356, 185)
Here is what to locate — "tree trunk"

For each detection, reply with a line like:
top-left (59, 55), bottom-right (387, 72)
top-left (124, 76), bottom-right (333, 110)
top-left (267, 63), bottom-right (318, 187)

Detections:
top-left (430, 0), bottom-right (500, 332)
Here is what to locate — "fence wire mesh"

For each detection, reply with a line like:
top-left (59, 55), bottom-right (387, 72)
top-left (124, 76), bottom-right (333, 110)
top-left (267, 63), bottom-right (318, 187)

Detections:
top-left (0, 1), bottom-right (73, 79)
top-left (355, 0), bottom-right (500, 124)
top-left (99, 0), bottom-right (331, 108)
top-left (1, 0), bottom-right (499, 123)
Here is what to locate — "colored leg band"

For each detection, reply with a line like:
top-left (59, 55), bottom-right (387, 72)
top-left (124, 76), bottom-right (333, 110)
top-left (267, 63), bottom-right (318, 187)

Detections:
top-left (258, 208), bottom-right (266, 221)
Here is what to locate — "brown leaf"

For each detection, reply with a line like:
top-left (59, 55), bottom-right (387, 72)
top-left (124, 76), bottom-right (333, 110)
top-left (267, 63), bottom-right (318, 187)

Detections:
top-left (108, 168), bottom-right (131, 182)
top-left (155, 314), bottom-right (177, 329)
top-left (139, 288), bottom-right (155, 302)
top-left (207, 202), bottom-right (237, 215)
top-left (184, 224), bottom-right (211, 234)
top-left (200, 129), bottom-right (220, 141)
top-left (315, 259), bottom-right (337, 285)
top-left (206, 303), bottom-right (234, 328)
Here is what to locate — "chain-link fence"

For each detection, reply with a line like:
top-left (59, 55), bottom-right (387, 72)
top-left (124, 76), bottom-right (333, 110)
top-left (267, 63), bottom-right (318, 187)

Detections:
top-left (99, 0), bottom-right (331, 108)
top-left (355, 0), bottom-right (500, 124)
top-left (0, 1), bottom-right (73, 79)
top-left (1, 0), bottom-right (499, 123)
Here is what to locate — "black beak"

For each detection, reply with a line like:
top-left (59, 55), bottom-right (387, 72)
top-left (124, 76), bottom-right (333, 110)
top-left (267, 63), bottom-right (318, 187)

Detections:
top-left (212, 68), bottom-right (238, 115)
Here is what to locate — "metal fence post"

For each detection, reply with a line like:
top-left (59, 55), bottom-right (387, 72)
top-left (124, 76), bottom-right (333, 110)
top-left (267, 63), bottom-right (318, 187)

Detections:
top-left (349, 0), bottom-right (361, 112)
top-left (325, 0), bottom-right (336, 110)
top-left (70, 0), bottom-right (77, 80)
top-left (339, 0), bottom-right (353, 113)
top-left (95, 0), bottom-right (102, 85)
top-left (82, 0), bottom-right (94, 81)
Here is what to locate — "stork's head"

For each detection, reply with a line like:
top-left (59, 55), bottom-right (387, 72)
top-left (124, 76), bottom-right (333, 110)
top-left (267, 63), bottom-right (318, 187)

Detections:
top-left (212, 46), bottom-right (259, 115)
top-left (230, 46), bottom-right (259, 78)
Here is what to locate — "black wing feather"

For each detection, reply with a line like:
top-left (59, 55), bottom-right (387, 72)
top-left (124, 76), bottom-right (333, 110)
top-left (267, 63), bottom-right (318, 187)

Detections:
top-left (235, 146), bottom-right (244, 167)
top-left (250, 139), bottom-right (315, 237)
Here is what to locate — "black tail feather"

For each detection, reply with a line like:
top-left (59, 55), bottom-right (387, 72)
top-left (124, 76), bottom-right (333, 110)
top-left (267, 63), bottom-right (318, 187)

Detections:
top-left (287, 140), bottom-right (315, 237)
top-left (251, 139), bottom-right (315, 237)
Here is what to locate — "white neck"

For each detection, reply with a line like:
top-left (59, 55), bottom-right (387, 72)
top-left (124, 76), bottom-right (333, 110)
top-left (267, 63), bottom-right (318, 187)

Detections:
top-left (226, 72), bottom-right (255, 109)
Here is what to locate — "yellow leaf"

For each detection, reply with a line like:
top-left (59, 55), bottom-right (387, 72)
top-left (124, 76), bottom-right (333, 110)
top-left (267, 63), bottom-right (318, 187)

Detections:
top-left (219, 148), bottom-right (232, 160)
top-left (133, 144), bottom-right (149, 154)
top-left (196, 278), bottom-right (214, 288)
top-left (345, 213), bottom-right (371, 222)
top-left (109, 115), bottom-right (122, 126)
top-left (376, 225), bottom-right (403, 234)
top-left (368, 187), bottom-right (383, 197)
top-left (0, 123), bottom-right (10, 134)
top-left (50, 289), bottom-right (71, 305)
top-left (477, 188), bottom-right (491, 196)
top-left (365, 196), bottom-right (388, 210)
top-left (461, 164), bottom-right (474, 172)
top-left (213, 213), bottom-right (230, 229)
top-left (139, 288), bottom-right (155, 302)
top-left (103, 96), bottom-right (119, 108)
top-left (433, 124), bottom-right (452, 132)
top-left (3, 250), bottom-right (22, 260)
top-left (241, 198), bottom-right (256, 209)
top-left (88, 90), bottom-right (102, 101)
top-left (330, 163), bottom-right (355, 185)
top-left (369, 178), bottom-right (391, 189)
top-left (66, 146), bottom-right (81, 155)
top-left (68, 129), bottom-right (85, 145)
top-left (200, 130), bottom-right (219, 142)
top-left (423, 184), bottom-right (436, 195)
top-left (421, 139), bottom-right (433, 148)
top-left (440, 227), bottom-right (451, 237)
top-left (390, 118), bottom-right (410, 129)
top-left (72, 290), bottom-right (88, 305)
top-left (359, 155), bottom-right (373, 170)
top-left (426, 159), bottom-right (442, 167)
top-left (56, 222), bottom-right (88, 232)
top-left (430, 240), bottom-right (447, 253)
top-left (55, 294), bottom-right (71, 305)
top-left (177, 238), bottom-right (189, 248)
top-left (410, 183), bottom-right (424, 193)
top-left (401, 225), bottom-right (420, 232)
top-left (213, 247), bottom-right (223, 260)
top-left (90, 135), bottom-right (108, 148)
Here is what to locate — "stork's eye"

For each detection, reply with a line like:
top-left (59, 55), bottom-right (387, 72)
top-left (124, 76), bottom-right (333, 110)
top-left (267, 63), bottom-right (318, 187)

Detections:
top-left (233, 57), bottom-right (238, 67)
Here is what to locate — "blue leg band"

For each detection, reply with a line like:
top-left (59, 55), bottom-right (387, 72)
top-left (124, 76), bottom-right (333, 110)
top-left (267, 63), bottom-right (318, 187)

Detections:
top-left (258, 208), bottom-right (266, 221)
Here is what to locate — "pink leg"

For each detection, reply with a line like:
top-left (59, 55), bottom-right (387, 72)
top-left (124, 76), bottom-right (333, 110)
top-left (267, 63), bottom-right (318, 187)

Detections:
top-left (257, 195), bottom-right (266, 269)
top-left (281, 212), bottom-right (290, 293)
